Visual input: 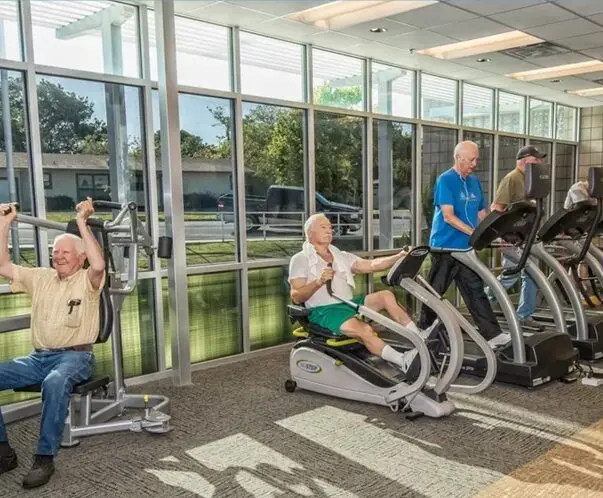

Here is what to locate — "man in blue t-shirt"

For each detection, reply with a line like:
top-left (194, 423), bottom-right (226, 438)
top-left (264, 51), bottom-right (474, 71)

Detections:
top-left (419, 141), bottom-right (508, 348)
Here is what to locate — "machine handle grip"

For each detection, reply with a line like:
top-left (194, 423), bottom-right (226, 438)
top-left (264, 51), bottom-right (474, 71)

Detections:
top-left (502, 199), bottom-right (543, 276)
top-left (326, 263), bottom-right (333, 295)
top-left (93, 200), bottom-right (136, 211)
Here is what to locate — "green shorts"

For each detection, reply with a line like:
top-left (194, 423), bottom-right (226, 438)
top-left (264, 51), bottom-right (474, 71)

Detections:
top-left (308, 295), bottom-right (366, 335)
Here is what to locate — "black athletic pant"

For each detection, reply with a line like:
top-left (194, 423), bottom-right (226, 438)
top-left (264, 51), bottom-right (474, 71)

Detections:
top-left (418, 253), bottom-right (503, 341)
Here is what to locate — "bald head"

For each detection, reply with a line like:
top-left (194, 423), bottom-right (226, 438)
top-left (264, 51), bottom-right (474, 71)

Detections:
top-left (454, 140), bottom-right (479, 177)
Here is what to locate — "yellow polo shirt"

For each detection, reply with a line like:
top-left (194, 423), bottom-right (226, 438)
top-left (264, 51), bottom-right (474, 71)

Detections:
top-left (9, 265), bottom-right (105, 350)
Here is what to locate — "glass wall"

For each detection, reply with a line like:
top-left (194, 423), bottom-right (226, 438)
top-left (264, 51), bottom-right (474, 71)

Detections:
top-left (373, 120), bottom-right (413, 249)
top-left (0, 2), bottom-right (582, 401)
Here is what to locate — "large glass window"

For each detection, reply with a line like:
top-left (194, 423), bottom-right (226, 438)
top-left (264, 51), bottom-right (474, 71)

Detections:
top-left (149, 15), bottom-right (230, 91)
top-left (313, 50), bottom-right (364, 111)
top-left (249, 266), bottom-right (292, 351)
top-left (556, 105), bottom-right (577, 142)
top-left (152, 92), bottom-right (235, 266)
top-left (38, 76), bottom-right (149, 265)
top-left (497, 136), bottom-right (524, 183)
top-left (31, 1), bottom-right (139, 77)
top-left (373, 120), bottom-right (413, 249)
top-left (240, 33), bottom-right (303, 102)
top-left (529, 98), bottom-right (553, 138)
top-left (463, 131), bottom-right (493, 203)
top-left (0, 1), bottom-right (21, 61)
top-left (498, 92), bottom-right (525, 134)
top-left (554, 144), bottom-right (576, 212)
top-left (242, 103), bottom-right (305, 260)
top-left (188, 272), bottom-right (242, 363)
top-left (421, 74), bottom-right (457, 125)
top-left (421, 126), bottom-right (457, 243)
top-left (462, 84), bottom-right (493, 130)
top-left (315, 112), bottom-right (364, 251)
top-left (0, 70), bottom-right (35, 272)
top-left (372, 63), bottom-right (413, 118)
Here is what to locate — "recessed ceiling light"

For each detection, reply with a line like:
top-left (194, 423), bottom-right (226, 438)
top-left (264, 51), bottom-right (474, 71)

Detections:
top-left (476, 58), bottom-right (491, 63)
top-left (417, 31), bottom-right (542, 60)
top-left (507, 60), bottom-right (603, 81)
top-left (550, 79), bottom-right (561, 83)
top-left (370, 27), bottom-right (387, 33)
top-left (568, 86), bottom-right (603, 97)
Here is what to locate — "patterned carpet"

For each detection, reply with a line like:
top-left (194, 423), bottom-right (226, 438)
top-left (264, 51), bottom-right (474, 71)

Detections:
top-left (1, 346), bottom-right (603, 497)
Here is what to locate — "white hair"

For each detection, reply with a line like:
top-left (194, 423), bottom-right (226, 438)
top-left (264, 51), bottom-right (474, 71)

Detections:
top-left (304, 213), bottom-right (329, 240)
top-left (454, 140), bottom-right (478, 159)
top-left (53, 233), bottom-right (85, 255)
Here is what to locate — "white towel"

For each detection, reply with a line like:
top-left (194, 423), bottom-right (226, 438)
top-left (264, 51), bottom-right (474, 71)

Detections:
top-left (302, 241), bottom-right (355, 288)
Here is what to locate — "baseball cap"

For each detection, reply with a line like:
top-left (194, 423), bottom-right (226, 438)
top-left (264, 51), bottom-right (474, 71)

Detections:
top-left (516, 145), bottom-right (547, 160)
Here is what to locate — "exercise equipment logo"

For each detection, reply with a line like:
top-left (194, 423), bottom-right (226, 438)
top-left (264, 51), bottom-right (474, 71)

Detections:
top-left (296, 360), bottom-right (322, 374)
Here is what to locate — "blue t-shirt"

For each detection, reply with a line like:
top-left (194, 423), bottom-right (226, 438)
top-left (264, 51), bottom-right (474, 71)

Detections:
top-left (429, 168), bottom-right (486, 249)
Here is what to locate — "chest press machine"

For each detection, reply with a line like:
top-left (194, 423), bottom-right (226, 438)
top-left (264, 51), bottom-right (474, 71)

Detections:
top-left (1, 200), bottom-right (173, 447)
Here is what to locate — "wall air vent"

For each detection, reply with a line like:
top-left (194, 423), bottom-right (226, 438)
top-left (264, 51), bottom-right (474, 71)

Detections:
top-left (499, 42), bottom-right (567, 60)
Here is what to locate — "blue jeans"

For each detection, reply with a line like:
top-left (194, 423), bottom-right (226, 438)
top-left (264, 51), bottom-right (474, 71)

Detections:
top-left (0, 350), bottom-right (94, 455)
top-left (486, 256), bottom-right (537, 320)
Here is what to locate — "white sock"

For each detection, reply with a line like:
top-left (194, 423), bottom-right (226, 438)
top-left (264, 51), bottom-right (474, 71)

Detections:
top-left (405, 321), bottom-right (420, 335)
top-left (381, 344), bottom-right (406, 367)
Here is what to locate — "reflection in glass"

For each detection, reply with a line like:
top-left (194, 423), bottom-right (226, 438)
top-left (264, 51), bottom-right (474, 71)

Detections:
top-left (31, 1), bottom-right (139, 77)
top-left (152, 91), bottom-right (235, 266)
top-left (421, 74), bottom-right (457, 124)
top-left (187, 272), bottom-right (242, 363)
top-left (240, 33), bottom-right (303, 102)
top-left (313, 49), bottom-right (364, 111)
top-left (315, 112), bottom-right (364, 251)
top-left (554, 144), bottom-right (576, 212)
top-left (421, 126), bottom-right (457, 243)
top-left (249, 267), bottom-right (292, 350)
top-left (498, 92), bottom-right (524, 134)
top-left (497, 136), bottom-right (524, 182)
top-left (556, 105), bottom-right (577, 142)
top-left (372, 63), bottom-right (413, 118)
top-left (463, 131), bottom-right (493, 202)
top-left (462, 84), bottom-right (493, 130)
top-left (242, 103), bottom-right (305, 260)
top-left (529, 98), bottom-right (553, 138)
top-left (373, 120), bottom-right (413, 249)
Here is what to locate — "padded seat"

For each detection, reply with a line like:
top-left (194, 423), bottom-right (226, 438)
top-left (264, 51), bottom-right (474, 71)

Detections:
top-left (15, 375), bottom-right (111, 395)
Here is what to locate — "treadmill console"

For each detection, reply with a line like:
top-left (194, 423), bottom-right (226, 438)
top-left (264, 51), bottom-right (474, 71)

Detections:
top-left (384, 246), bottom-right (430, 286)
top-left (588, 166), bottom-right (603, 198)
top-left (524, 162), bottom-right (551, 199)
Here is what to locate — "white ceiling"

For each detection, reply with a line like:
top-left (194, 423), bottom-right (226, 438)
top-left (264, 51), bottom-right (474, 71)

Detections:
top-left (148, 0), bottom-right (603, 107)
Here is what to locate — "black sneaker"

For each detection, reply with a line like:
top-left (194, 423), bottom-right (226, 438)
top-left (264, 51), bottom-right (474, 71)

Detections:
top-left (22, 455), bottom-right (54, 489)
top-left (520, 318), bottom-right (544, 331)
top-left (0, 446), bottom-right (17, 475)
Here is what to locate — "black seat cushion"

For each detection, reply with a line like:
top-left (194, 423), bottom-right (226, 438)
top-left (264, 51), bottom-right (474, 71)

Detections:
top-left (15, 375), bottom-right (111, 395)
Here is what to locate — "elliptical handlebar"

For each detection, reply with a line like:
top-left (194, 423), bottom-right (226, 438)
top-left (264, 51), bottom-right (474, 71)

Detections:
top-left (501, 198), bottom-right (543, 277)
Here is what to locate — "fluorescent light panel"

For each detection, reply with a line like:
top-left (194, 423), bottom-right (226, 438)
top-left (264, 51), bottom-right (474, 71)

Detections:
top-left (507, 60), bottom-right (603, 81)
top-left (288, 0), bottom-right (437, 30)
top-left (417, 31), bottom-right (543, 60)
top-left (568, 87), bottom-right (603, 97)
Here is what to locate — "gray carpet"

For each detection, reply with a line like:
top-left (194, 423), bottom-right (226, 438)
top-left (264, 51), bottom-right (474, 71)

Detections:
top-left (2, 347), bottom-right (603, 497)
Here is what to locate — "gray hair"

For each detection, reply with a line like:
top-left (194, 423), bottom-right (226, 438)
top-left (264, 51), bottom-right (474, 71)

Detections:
top-left (304, 213), bottom-right (329, 240)
top-left (454, 140), bottom-right (478, 159)
top-left (53, 233), bottom-right (85, 255)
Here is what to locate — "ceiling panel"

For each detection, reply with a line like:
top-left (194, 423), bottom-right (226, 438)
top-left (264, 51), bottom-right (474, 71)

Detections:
top-left (582, 47), bottom-right (603, 59)
top-left (525, 18), bottom-right (602, 40)
top-left (311, 30), bottom-right (364, 51)
top-left (443, 0), bottom-right (545, 16)
top-left (185, 1), bottom-right (275, 26)
top-left (557, 32), bottom-right (603, 50)
top-left (530, 51), bottom-right (595, 67)
top-left (551, 0), bottom-right (603, 16)
top-left (453, 53), bottom-right (542, 73)
top-left (431, 17), bottom-right (510, 41)
top-left (255, 18), bottom-right (324, 42)
top-left (383, 29), bottom-right (457, 50)
top-left (590, 13), bottom-right (603, 24)
top-left (578, 70), bottom-right (603, 81)
top-left (537, 76), bottom-right (596, 90)
top-left (225, 1), bottom-right (329, 17)
top-left (490, 3), bottom-right (577, 30)
top-left (386, 3), bottom-right (477, 29)
top-left (335, 19), bottom-right (417, 41)
top-left (173, 1), bottom-right (220, 13)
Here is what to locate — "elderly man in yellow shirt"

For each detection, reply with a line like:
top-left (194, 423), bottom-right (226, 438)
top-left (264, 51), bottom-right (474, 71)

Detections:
top-left (0, 198), bottom-right (105, 489)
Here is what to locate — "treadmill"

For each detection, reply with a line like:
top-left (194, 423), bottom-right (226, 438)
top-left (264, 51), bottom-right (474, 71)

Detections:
top-left (431, 163), bottom-right (578, 388)
top-left (528, 166), bottom-right (603, 360)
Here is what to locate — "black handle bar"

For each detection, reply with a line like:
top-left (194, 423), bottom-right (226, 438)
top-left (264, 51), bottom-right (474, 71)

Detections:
top-left (93, 200), bottom-right (136, 211)
top-left (326, 263), bottom-right (333, 295)
top-left (502, 199), bottom-right (544, 276)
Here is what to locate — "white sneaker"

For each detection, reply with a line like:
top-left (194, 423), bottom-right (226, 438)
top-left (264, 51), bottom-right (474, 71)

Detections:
top-left (487, 332), bottom-right (511, 349)
top-left (419, 319), bottom-right (440, 341)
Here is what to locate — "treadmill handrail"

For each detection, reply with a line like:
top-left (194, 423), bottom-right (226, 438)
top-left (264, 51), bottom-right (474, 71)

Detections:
top-left (502, 199), bottom-right (543, 277)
